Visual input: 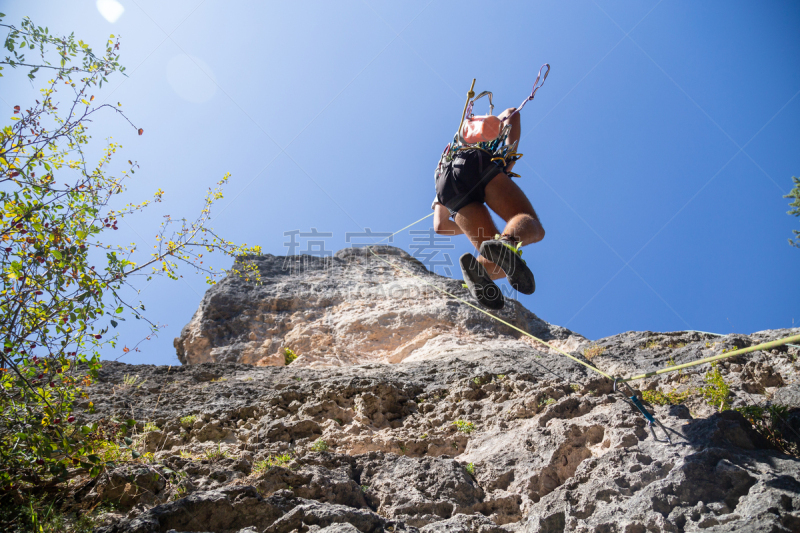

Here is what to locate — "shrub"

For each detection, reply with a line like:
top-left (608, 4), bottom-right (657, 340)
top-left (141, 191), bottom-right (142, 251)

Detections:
top-left (284, 348), bottom-right (298, 365)
top-left (642, 389), bottom-right (692, 406)
top-left (203, 443), bottom-right (231, 463)
top-left (640, 364), bottom-right (731, 411)
top-left (310, 439), bottom-right (328, 452)
top-left (118, 374), bottom-right (147, 390)
top-left (700, 363), bottom-right (731, 412)
top-left (253, 453), bottom-right (291, 474)
top-left (0, 14), bottom-right (260, 505)
top-left (465, 462), bottom-right (475, 476)
top-left (583, 345), bottom-right (606, 359)
top-left (737, 404), bottom-right (799, 457)
top-left (180, 414), bottom-right (197, 426)
top-left (453, 420), bottom-right (475, 434)
top-left (0, 496), bottom-right (117, 533)
top-left (538, 397), bottom-right (556, 408)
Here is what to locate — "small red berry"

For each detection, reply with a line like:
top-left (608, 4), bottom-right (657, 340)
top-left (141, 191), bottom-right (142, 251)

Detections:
top-left (53, 418), bottom-right (61, 424)
top-left (49, 382), bottom-right (55, 387)
top-left (68, 416), bottom-right (75, 423)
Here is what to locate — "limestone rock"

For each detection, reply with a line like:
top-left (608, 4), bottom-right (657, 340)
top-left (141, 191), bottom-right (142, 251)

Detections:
top-left (773, 383), bottom-right (800, 409)
top-left (173, 247), bottom-right (584, 368)
top-left (79, 247), bottom-right (800, 532)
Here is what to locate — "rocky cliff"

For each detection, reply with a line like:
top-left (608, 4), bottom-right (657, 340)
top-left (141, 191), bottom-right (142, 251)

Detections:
top-left (77, 247), bottom-right (799, 532)
top-left (173, 247), bottom-right (585, 368)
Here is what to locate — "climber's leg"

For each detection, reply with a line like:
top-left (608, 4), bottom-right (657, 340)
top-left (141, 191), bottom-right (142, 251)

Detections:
top-left (484, 173), bottom-right (544, 245)
top-left (453, 202), bottom-right (505, 281)
top-left (478, 173), bottom-right (540, 295)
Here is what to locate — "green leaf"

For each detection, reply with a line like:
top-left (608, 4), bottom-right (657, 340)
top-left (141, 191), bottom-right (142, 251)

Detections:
top-left (110, 320), bottom-right (117, 328)
top-left (115, 306), bottom-right (123, 314)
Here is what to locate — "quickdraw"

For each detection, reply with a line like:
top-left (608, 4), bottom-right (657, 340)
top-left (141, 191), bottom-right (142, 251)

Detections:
top-left (614, 379), bottom-right (673, 444)
top-left (506, 63), bottom-right (550, 121)
top-left (437, 63), bottom-right (550, 179)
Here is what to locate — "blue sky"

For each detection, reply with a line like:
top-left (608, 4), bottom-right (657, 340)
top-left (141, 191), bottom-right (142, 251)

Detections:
top-left (4, 1), bottom-right (799, 365)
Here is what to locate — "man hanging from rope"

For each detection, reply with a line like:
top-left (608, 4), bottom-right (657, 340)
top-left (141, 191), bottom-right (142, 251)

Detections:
top-left (432, 105), bottom-right (544, 310)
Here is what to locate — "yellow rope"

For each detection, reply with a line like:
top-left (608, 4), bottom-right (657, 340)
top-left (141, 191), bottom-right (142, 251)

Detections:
top-left (366, 213), bottom-right (800, 386)
top-left (622, 333), bottom-right (800, 382)
top-left (365, 246), bottom-right (612, 379)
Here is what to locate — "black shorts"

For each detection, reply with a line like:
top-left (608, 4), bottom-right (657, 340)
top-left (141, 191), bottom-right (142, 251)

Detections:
top-left (435, 149), bottom-right (502, 216)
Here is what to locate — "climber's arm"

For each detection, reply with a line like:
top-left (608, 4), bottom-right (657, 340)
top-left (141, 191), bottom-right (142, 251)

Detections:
top-left (498, 107), bottom-right (521, 173)
top-left (433, 203), bottom-right (464, 236)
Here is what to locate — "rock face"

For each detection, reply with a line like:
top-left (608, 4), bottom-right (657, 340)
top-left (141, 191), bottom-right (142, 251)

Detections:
top-left (173, 247), bottom-right (584, 367)
top-left (83, 248), bottom-right (800, 532)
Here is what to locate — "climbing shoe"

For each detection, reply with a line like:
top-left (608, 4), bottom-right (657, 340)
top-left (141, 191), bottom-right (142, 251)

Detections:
top-left (479, 235), bottom-right (535, 295)
top-left (459, 253), bottom-right (504, 310)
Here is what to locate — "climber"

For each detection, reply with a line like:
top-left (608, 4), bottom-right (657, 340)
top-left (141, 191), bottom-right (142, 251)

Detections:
top-left (432, 106), bottom-right (544, 310)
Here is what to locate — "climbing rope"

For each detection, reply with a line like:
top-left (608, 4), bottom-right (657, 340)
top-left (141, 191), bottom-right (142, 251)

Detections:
top-left (364, 245), bottom-right (611, 379)
top-left (362, 211), bottom-right (800, 446)
top-left (621, 334), bottom-right (800, 382)
top-left (370, 213), bottom-right (434, 247)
